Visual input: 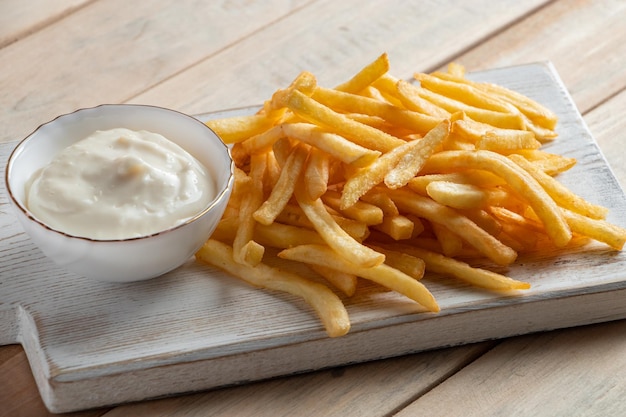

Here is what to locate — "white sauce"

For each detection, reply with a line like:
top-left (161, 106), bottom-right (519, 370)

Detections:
top-left (26, 128), bottom-right (215, 240)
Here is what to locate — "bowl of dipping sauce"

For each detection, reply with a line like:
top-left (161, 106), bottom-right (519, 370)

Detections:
top-left (5, 104), bottom-right (234, 282)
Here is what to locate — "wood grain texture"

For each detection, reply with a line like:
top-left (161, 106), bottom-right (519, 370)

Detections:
top-left (585, 88), bottom-right (626, 190)
top-left (448, 0), bottom-right (626, 114)
top-left (128, 0), bottom-right (551, 115)
top-left (2, 0), bottom-right (626, 415)
top-left (396, 320), bottom-right (626, 417)
top-left (2, 63), bottom-right (626, 413)
top-left (101, 342), bottom-right (493, 417)
top-left (0, 0), bottom-right (92, 48)
top-left (0, 0), bottom-right (311, 145)
top-left (0, 346), bottom-right (107, 417)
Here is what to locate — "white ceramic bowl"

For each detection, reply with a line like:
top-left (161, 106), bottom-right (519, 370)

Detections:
top-left (5, 104), bottom-right (234, 282)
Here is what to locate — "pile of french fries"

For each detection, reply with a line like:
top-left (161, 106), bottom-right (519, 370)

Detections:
top-left (196, 53), bottom-right (626, 337)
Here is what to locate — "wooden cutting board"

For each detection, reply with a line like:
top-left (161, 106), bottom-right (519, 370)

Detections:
top-left (1, 62), bottom-right (626, 414)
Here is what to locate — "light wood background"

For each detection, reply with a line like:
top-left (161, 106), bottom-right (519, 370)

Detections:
top-left (1, 0), bottom-right (626, 416)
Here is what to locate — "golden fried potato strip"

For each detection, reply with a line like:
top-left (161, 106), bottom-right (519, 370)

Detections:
top-left (312, 86), bottom-right (443, 135)
top-left (423, 150), bottom-right (572, 247)
top-left (295, 184), bottom-right (385, 268)
top-left (384, 119), bottom-right (450, 189)
top-left (206, 114), bottom-right (274, 144)
top-left (509, 154), bottom-right (608, 220)
top-left (334, 52), bottom-right (390, 93)
top-left (278, 244), bottom-right (439, 312)
top-left (380, 243), bottom-right (530, 291)
top-left (395, 79), bottom-right (451, 118)
top-left (432, 69), bottom-right (558, 131)
top-left (280, 122), bottom-right (381, 167)
top-left (387, 188), bottom-right (518, 266)
top-left (254, 143), bottom-right (309, 225)
top-left (308, 264), bottom-right (358, 297)
top-left (232, 152), bottom-right (266, 266)
top-left (412, 86), bottom-right (525, 130)
top-left (197, 55), bottom-right (626, 339)
top-left (197, 240), bottom-right (350, 337)
top-left (304, 147), bottom-right (330, 200)
top-left (287, 89), bottom-right (405, 152)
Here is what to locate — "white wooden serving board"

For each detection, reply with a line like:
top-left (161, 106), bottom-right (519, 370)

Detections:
top-left (1, 62), bottom-right (626, 413)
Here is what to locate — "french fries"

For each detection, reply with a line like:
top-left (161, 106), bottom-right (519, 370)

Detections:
top-left (197, 240), bottom-right (350, 337)
top-left (278, 244), bottom-right (439, 312)
top-left (196, 54), bottom-right (626, 337)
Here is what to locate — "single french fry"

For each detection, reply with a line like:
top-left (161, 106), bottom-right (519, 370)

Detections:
top-left (304, 147), bottom-right (330, 200)
top-left (373, 214), bottom-right (415, 241)
top-left (240, 125), bottom-right (285, 155)
top-left (361, 189), bottom-right (400, 217)
top-left (384, 119), bottom-right (450, 189)
top-left (272, 136), bottom-right (296, 167)
top-left (453, 118), bottom-right (540, 153)
top-left (513, 150), bottom-right (577, 176)
top-left (215, 216), bottom-right (327, 248)
top-left (335, 52), bottom-right (390, 93)
top-left (340, 138), bottom-right (426, 209)
top-left (269, 71), bottom-right (318, 111)
top-left (254, 143), bottom-right (309, 225)
top-left (295, 185), bottom-right (385, 268)
top-left (396, 79), bottom-right (451, 118)
top-left (408, 171), bottom-right (506, 194)
top-left (257, 221), bottom-right (327, 248)
top-left (371, 73), bottom-right (406, 107)
top-left (446, 62), bottom-right (466, 78)
top-left (275, 204), bottom-right (370, 241)
top-left (222, 167), bottom-right (252, 219)
top-left (264, 150), bottom-right (281, 195)
top-left (369, 245), bottom-right (426, 280)
top-left (280, 122), bottom-right (381, 167)
top-left (197, 240), bottom-right (350, 337)
top-left (431, 222), bottom-right (465, 257)
top-left (561, 208), bottom-right (626, 250)
top-left (477, 130), bottom-right (541, 153)
top-left (230, 142), bottom-right (250, 169)
top-left (205, 114), bottom-right (273, 144)
top-left (278, 244), bottom-right (439, 312)
top-left (426, 181), bottom-right (495, 210)
top-left (308, 264), bottom-right (358, 297)
top-left (405, 214), bottom-right (426, 238)
top-left (519, 112), bottom-right (559, 142)
top-left (322, 189), bottom-right (384, 225)
top-left (233, 153), bottom-right (266, 266)
top-left (458, 208), bottom-right (503, 237)
top-left (490, 204), bottom-right (544, 231)
top-left (360, 85), bottom-right (391, 103)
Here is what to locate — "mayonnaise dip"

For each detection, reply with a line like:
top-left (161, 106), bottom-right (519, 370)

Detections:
top-left (26, 128), bottom-right (216, 240)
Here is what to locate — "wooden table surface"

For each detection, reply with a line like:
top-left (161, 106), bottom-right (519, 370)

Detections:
top-left (1, 1), bottom-right (626, 416)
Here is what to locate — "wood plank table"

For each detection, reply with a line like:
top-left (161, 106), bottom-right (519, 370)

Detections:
top-left (2, 1), bottom-right (626, 415)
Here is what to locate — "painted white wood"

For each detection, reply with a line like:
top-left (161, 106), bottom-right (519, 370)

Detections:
top-left (1, 63), bottom-right (626, 412)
